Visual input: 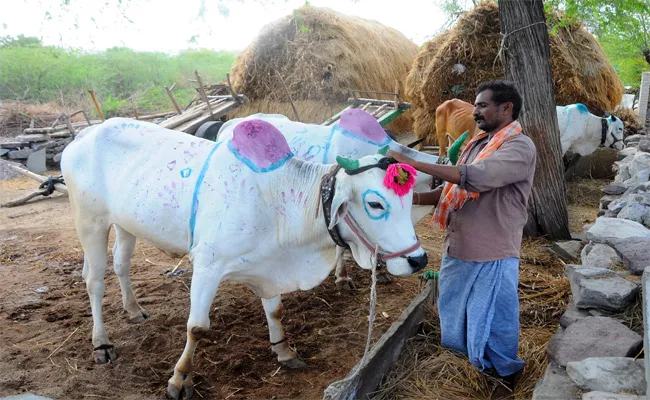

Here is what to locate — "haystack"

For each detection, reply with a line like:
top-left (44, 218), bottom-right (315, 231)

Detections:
top-left (229, 5), bottom-right (419, 135)
top-left (408, 1), bottom-right (624, 145)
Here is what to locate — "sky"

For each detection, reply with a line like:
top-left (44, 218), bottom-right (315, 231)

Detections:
top-left (0, 0), bottom-right (453, 53)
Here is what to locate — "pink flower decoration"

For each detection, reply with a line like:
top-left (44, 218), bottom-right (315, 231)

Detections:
top-left (384, 163), bottom-right (417, 197)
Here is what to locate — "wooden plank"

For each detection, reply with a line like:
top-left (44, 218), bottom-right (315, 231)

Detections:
top-left (166, 86), bottom-right (183, 114)
top-left (194, 71), bottom-right (213, 117)
top-left (8, 165), bottom-right (68, 194)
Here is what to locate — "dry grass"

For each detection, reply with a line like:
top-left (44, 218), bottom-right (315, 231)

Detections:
top-left (408, 1), bottom-right (624, 144)
top-left (229, 5), bottom-right (418, 133)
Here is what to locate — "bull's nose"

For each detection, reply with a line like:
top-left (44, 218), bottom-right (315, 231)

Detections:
top-left (407, 253), bottom-right (428, 272)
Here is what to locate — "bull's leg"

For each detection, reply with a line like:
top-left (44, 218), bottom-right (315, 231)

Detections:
top-left (77, 221), bottom-right (115, 364)
top-left (167, 265), bottom-right (221, 400)
top-left (335, 247), bottom-right (356, 291)
top-left (112, 225), bottom-right (149, 323)
top-left (261, 296), bottom-right (306, 369)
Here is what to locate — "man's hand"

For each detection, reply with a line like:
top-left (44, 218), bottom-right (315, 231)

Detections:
top-left (387, 150), bottom-right (416, 166)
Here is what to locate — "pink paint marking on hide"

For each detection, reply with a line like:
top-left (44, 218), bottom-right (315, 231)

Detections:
top-left (338, 109), bottom-right (390, 143)
top-left (230, 120), bottom-right (293, 172)
top-left (384, 163), bottom-right (417, 198)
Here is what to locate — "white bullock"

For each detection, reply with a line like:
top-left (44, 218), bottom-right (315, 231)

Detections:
top-left (557, 103), bottom-right (625, 155)
top-left (218, 110), bottom-right (441, 288)
top-left (61, 117), bottom-right (427, 399)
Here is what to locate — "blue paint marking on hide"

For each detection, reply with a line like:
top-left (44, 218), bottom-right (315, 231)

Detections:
top-left (362, 189), bottom-right (391, 221)
top-left (189, 141), bottom-right (223, 250)
top-left (306, 145), bottom-right (321, 158)
top-left (227, 141), bottom-right (294, 173)
top-left (180, 168), bottom-right (192, 178)
top-left (322, 126), bottom-right (336, 163)
top-left (575, 103), bottom-right (589, 114)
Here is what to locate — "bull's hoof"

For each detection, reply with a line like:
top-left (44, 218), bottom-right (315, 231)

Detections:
top-left (377, 272), bottom-right (393, 284)
top-left (335, 277), bottom-right (356, 292)
top-left (280, 358), bottom-right (307, 369)
top-left (127, 310), bottom-right (150, 324)
top-left (166, 383), bottom-right (193, 400)
top-left (93, 344), bottom-right (117, 364)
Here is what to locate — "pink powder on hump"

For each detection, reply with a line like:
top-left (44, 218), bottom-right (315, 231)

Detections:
top-left (338, 109), bottom-right (389, 143)
top-left (231, 120), bottom-right (293, 170)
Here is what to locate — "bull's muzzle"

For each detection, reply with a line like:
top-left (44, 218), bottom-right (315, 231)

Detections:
top-left (407, 253), bottom-right (428, 272)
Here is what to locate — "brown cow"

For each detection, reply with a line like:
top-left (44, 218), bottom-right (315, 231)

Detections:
top-left (435, 99), bottom-right (480, 156)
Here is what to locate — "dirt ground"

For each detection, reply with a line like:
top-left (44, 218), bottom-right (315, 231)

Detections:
top-left (0, 172), bottom-right (446, 400)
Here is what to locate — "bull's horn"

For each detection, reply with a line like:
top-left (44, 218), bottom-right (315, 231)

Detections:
top-left (377, 145), bottom-right (389, 156)
top-left (447, 130), bottom-right (470, 165)
top-left (336, 156), bottom-right (360, 171)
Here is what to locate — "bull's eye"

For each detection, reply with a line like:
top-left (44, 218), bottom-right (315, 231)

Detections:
top-left (368, 202), bottom-right (385, 210)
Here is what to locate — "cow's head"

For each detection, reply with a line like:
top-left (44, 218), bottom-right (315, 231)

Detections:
top-left (605, 114), bottom-right (625, 150)
top-left (327, 149), bottom-right (428, 276)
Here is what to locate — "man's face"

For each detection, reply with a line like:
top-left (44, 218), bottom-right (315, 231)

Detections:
top-left (473, 89), bottom-right (508, 133)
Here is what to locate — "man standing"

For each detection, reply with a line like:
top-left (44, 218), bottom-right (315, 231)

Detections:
top-left (388, 80), bottom-right (536, 399)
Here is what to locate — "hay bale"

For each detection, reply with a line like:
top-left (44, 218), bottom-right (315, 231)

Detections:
top-left (229, 5), bottom-right (419, 134)
top-left (614, 106), bottom-right (644, 137)
top-left (409, 1), bottom-right (625, 145)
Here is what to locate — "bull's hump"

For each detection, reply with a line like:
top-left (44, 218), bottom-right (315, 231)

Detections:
top-left (338, 109), bottom-right (390, 145)
top-left (229, 120), bottom-right (294, 173)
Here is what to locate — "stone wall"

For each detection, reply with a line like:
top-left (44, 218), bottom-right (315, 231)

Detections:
top-left (534, 129), bottom-right (650, 399)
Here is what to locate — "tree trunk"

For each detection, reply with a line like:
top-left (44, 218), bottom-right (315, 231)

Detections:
top-left (499, 0), bottom-right (571, 240)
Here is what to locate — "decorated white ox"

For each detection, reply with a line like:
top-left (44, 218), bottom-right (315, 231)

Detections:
top-left (61, 117), bottom-right (427, 399)
top-left (218, 110), bottom-right (441, 288)
top-left (558, 103), bottom-right (625, 156)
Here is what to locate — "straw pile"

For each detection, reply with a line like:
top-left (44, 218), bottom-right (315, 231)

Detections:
top-left (229, 5), bottom-right (419, 134)
top-left (408, 1), bottom-right (625, 145)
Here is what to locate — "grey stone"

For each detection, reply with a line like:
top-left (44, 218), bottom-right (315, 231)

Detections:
top-left (600, 195), bottom-right (621, 210)
top-left (0, 148), bottom-right (8, 157)
top-left (546, 317), bottom-right (643, 367)
top-left (625, 182), bottom-right (650, 195)
top-left (572, 232), bottom-right (588, 243)
top-left (34, 286), bottom-right (48, 294)
top-left (603, 210), bottom-right (619, 218)
top-left (639, 138), bottom-right (650, 153)
top-left (587, 218), bottom-right (650, 243)
top-left (608, 199), bottom-right (628, 214)
top-left (625, 134), bottom-right (645, 146)
top-left (551, 241), bottom-right (585, 263)
top-left (15, 133), bottom-right (50, 142)
top-left (53, 152), bottom-right (62, 163)
top-left (618, 202), bottom-right (649, 224)
top-left (532, 362), bottom-right (582, 400)
top-left (566, 357), bottom-right (646, 395)
top-left (607, 238), bottom-right (650, 275)
top-left (7, 148), bottom-right (33, 159)
top-left (624, 169), bottom-right (650, 187)
top-left (602, 183), bottom-right (629, 196)
top-left (566, 264), bottom-right (616, 283)
top-left (576, 276), bottom-right (639, 312)
top-left (25, 148), bottom-right (46, 174)
top-left (582, 391), bottom-right (645, 400)
top-left (619, 147), bottom-right (638, 160)
top-left (0, 141), bottom-right (23, 149)
top-left (581, 243), bottom-right (622, 269)
top-left (561, 301), bottom-right (592, 328)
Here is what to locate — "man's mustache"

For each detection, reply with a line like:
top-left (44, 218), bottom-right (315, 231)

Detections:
top-left (474, 116), bottom-right (485, 121)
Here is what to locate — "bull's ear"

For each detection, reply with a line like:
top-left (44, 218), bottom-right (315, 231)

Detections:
top-left (329, 176), bottom-right (351, 230)
top-left (377, 145), bottom-right (389, 156)
top-left (336, 156), bottom-right (359, 172)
